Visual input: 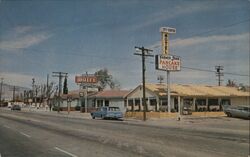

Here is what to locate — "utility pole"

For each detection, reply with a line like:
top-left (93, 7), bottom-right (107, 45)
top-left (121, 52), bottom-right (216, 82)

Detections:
top-left (13, 86), bottom-right (15, 103)
top-left (32, 78), bottom-right (35, 107)
top-left (46, 74), bottom-right (49, 110)
top-left (215, 66), bottom-right (224, 86)
top-left (134, 46), bottom-right (153, 121)
top-left (0, 78), bottom-right (3, 106)
top-left (52, 72), bottom-right (68, 113)
top-left (85, 72), bottom-right (88, 113)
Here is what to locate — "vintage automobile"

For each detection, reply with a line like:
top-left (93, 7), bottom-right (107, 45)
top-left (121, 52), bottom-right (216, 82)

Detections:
top-left (11, 104), bottom-right (21, 111)
top-left (223, 105), bottom-right (250, 119)
top-left (90, 107), bottom-right (123, 120)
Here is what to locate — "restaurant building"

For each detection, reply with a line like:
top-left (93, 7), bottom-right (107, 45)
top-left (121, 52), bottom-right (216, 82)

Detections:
top-left (125, 83), bottom-right (249, 113)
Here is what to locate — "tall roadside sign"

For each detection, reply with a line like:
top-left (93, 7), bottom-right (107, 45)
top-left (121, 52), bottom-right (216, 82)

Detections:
top-left (75, 73), bottom-right (97, 113)
top-left (156, 27), bottom-right (180, 113)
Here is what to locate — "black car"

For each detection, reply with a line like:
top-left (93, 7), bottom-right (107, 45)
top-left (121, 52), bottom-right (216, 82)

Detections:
top-left (11, 105), bottom-right (21, 111)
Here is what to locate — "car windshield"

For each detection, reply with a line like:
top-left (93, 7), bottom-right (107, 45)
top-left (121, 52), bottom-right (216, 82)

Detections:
top-left (109, 107), bottom-right (120, 111)
top-left (243, 107), bottom-right (250, 111)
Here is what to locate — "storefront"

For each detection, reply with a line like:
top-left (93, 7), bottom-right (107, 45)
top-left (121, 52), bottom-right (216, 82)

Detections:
top-left (125, 83), bottom-right (249, 113)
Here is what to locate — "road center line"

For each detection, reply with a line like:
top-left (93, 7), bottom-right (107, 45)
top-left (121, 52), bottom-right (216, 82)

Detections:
top-left (3, 125), bottom-right (10, 129)
top-left (19, 132), bottom-right (31, 138)
top-left (54, 147), bottom-right (78, 157)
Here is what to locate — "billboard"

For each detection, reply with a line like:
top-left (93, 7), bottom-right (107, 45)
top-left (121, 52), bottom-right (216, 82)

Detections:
top-left (155, 55), bottom-right (181, 71)
top-left (75, 75), bottom-right (97, 84)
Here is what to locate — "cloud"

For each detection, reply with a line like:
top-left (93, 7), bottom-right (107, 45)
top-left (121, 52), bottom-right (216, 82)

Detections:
top-left (0, 32), bottom-right (52, 50)
top-left (122, 2), bottom-right (215, 32)
top-left (147, 33), bottom-right (249, 86)
top-left (171, 33), bottom-right (249, 48)
top-left (149, 33), bottom-right (249, 51)
top-left (0, 72), bottom-right (44, 88)
top-left (14, 26), bottom-right (33, 34)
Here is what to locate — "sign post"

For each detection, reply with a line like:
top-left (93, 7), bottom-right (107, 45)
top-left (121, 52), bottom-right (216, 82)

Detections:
top-left (76, 73), bottom-right (97, 113)
top-left (159, 27), bottom-right (177, 113)
top-left (67, 96), bottom-right (72, 114)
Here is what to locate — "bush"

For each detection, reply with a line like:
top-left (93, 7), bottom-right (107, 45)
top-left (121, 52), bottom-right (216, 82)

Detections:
top-left (52, 106), bottom-right (63, 111)
top-left (75, 106), bottom-right (81, 111)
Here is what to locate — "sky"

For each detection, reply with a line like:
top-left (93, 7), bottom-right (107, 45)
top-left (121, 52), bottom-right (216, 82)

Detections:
top-left (0, 0), bottom-right (249, 90)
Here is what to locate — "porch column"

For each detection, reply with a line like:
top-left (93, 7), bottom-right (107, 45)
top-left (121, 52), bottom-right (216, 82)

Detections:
top-left (218, 98), bottom-right (222, 111)
top-left (126, 98), bottom-right (129, 111)
top-left (147, 98), bottom-right (150, 111)
top-left (140, 97), bottom-right (142, 111)
top-left (178, 96), bottom-right (181, 117)
top-left (192, 98), bottom-right (196, 111)
top-left (206, 98), bottom-right (209, 111)
top-left (156, 97), bottom-right (160, 111)
top-left (133, 98), bottom-right (135, 111)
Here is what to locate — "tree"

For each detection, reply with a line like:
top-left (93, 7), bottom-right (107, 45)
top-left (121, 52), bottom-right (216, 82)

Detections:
top-left (226, 79), bottom-right (236, 87)
top-left (95, 68), bottom-right (120, 91)
top-left (46, 82), bottom-right (57, 111)
top-left (63, 77), bottom-right (68, 94)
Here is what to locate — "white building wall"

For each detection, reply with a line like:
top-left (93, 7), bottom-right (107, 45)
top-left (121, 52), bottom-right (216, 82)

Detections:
top-left (109, 99), bottom-right (126, 112)
top-left (128, 87), bottom-right (155, 98)
top-left (61, 99), bottom-right (79, 108)
top-left (231, 97), bottom-right (249, 106)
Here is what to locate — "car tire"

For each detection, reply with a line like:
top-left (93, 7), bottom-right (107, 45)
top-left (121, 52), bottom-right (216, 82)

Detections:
top-left (92, 116), bottom-right (95, 119)
top-left (227, 113), bottom-right (232, 117)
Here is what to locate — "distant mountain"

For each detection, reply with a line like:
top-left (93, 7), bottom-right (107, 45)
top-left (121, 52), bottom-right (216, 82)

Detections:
top-left (1, 84), bottom-right (30, 101)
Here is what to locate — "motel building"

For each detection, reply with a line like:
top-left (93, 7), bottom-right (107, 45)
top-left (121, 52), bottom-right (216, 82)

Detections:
top-left (125, 83), bottom-right (249, 113)
top-left (59, 89), bottom-right (129, 112)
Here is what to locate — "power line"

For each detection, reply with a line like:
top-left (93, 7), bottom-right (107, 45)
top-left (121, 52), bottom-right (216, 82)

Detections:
top-left (146, 61), bottom-right (249, 77)
top-left (180, 18), bottom-right (250, 39)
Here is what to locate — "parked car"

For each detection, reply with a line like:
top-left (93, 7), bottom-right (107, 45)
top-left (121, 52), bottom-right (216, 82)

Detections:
top-left (90, 107), bottom-right (123, 120)
top-left (11, 105), bottom-right (21, 111)
top-left (223, 105), bottom-right (250, 119)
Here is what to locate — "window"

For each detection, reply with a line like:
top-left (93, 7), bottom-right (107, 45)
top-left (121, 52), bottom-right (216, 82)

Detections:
top-left (208, 99), bottom-right (219, 111)
top-left (135, 99), bottom-right (140, 106)
top-left (97, 100), bottom-right (103, 107)
top-left (150, 99), bottom-right (157, 106)
top-left (105, 100), bottom-right (109, 107)
top-left (128, 99), bottom-right (133, 106)
top-left (195, 99), bottom-right (206, 112)
top-left (196, 99), bottom-right (206, 106)
top-left (161, 99), bottom-right (168, 106)
top-left (109, 107), bottom-right (120, 111)
top-left (221, 99), bottom-right (231, 106)
top-left (208, 99), bottom-right (218, 106)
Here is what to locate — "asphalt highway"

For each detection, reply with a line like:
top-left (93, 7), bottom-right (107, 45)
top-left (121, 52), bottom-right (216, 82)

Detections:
top-left (0, 109), bottom-right (249, 157)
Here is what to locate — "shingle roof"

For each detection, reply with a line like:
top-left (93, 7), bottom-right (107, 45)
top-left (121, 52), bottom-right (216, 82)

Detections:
top-left (90, 90), bottom-right (130, 99)
top-left (61, 89), bottom-right (98, 99)
top-left (145, 83), bottom-right (249, 97)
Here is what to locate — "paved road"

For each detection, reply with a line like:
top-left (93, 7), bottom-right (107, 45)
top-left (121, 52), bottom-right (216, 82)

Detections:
top-left (0, 110), bottom-right (249, 157)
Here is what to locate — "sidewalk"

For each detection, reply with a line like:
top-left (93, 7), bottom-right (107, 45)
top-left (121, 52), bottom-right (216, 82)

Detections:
top-left (3, 107), bottom-right (227, 122)
top-left (19, 107), bottom-right (92, 119)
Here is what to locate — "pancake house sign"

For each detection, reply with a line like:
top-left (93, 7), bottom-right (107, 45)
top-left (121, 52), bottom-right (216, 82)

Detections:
top-left (75, 75), bottom-right (97, 84)
top-left (155, 55), bottom-right (181, 71)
